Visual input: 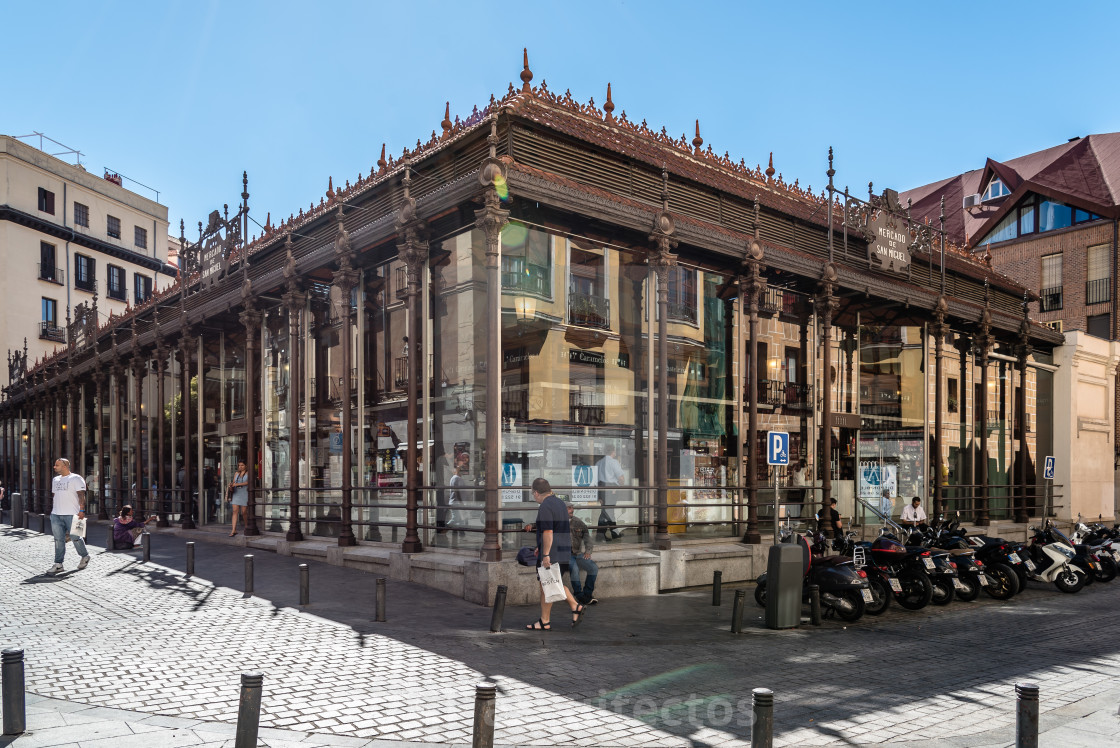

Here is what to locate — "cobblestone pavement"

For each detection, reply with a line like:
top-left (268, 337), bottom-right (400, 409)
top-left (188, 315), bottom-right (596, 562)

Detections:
top-left (2, 521), bottom-right (1120, 747)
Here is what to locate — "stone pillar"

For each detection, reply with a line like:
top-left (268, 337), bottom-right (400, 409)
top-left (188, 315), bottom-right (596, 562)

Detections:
top-left (474, 156), bottom-right (509, 562)
top-left (241, 304), bottom-right (262, 537)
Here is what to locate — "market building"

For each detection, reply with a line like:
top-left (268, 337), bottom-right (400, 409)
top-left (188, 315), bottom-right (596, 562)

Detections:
top-left (0, 55), bottom-right (1078, 601)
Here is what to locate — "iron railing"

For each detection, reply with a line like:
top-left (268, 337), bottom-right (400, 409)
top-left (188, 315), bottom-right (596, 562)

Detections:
top-left (501, 257), bottom-right (550, 296)
top-left (37, 263), bottom-right (63, 284)
top-left (759, 379), bottom-right (810, 409)
top-left (1086, 277), bottom-right (1110, 305)
top-left (1040, 286), bottom-right (1062, 311)
top-left (667, 300), bottom-right (697, 324)
top-left (568, 290), bottom-right (610, 329)
top-left (38, 322), bottom-right (65, 342)
top-left (75, 274), bottom-right (96, 293)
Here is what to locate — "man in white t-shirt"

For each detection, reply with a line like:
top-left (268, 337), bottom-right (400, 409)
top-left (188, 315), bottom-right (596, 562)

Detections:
top-left (48, 458), bottom-right (90, 573)
top-left (900, 496), bottom-right (928, 528)
top-left (595, 445), bottom-right (626, 541)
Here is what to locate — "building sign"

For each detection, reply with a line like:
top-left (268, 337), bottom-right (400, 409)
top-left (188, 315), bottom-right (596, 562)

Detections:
top-left (501, 462), bottom-right (523, 504)
top-left (569, 349), bottom-right (630, 368)
top-left (571, 464), bottom-right (599, 503)
top-left (866, 212), bottom-right (911, 275)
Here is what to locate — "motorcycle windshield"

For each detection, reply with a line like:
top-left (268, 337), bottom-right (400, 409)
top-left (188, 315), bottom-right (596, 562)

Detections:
top-left (1050, 527), bottom-right (1073, 545)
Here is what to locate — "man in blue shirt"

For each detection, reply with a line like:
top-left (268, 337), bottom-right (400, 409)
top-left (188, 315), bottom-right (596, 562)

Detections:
top-left (525, 477), bottom-right (586, 630)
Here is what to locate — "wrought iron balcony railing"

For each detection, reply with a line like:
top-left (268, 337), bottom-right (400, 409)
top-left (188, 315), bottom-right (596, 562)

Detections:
top-left (1086, 277), bottom-right (1110, 305)
top-left (39, 322), bottom-right (65, 343)
top-left (75, 275), bottom-right (96, 293)
top-left (1040, 286), bottom-right (1062, 312)
top-left (568, 290), bottom-right (610, 329)
top-left (666, 300), bottom-right (697, 324)
top-left (759, 379), bottom-right (810, 409)
top-left (759, 287), bottom-right (798, 316)
top-left (38, 263), bottom-right (64, 284)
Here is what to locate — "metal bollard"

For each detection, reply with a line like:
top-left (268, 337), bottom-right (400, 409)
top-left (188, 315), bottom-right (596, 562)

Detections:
top-left (244, 555), bottom-right (254, 596)
top-left (2, 648), bottom-right (26, 735)
top-left (713, 570), bottom-right (723, 606)
top-left (490, 585), bottom-right (507, 633)
top-left (233, 672), bottom-right (263, 748)
top-left (141, 532), bottom-right (151, 563)
top-left (299, 564), bottom-right (309, 607)
top-left (105, 522), bottom-right (114, 549)
top-left (186, 542), bottom-right (195, 576)
top-left (375, 577), bottom-right (386, 622)
top-left (22, 512), bottom-right (29, 530)
top-left (809, 585), bottom-right (822, 626)
top-left (1015, 682), bottom-right (1039, 748)
top-left (472, 679), bottom-right (496, 748)
top-left (731, 589), bottom-right (746, 633)
top-left (751, 687), bottom-right (773, 748)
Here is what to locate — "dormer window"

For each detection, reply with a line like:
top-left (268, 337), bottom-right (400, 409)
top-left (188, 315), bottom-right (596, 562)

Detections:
top-left (982, 177), bottom-right (1010, 202)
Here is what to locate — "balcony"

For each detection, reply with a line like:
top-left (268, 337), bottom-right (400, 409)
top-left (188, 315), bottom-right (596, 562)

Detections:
top-left (569, 390), bottom-right (605, 425)
top-left (501, 388), bottom-right (528, 421)
top-left (1040, 286), bottom-right (1062, 312)
top-left (502, 257), bottom-right (550, 296)
top-left (666, 300), bottom-right (697, 324)
top-left (759, 287), bottom-right (798, 316)
top-left (39, 322), bottom-right (65, 343)
top-left (107, 285), bottom-right (127, 302)
top-left (568, 290), bottom-right (610, 330)
top-left (393, 356), bottom-right (408, 389)
top-left (38, 264), bottom-right (63, 284)
top-left (1087, 278), bottom-right (1110, 305)
top-left (75, 275), bottom-right (96, 293)
top-left (758, 379), bottom-right (811, 410)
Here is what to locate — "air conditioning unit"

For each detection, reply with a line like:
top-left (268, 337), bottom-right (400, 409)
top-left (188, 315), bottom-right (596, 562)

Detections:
top-left (963, 193), bottom-right (982, 209)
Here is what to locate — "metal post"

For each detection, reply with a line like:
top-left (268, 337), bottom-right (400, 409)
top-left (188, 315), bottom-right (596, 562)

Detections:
top-left (1015, 682), bottom-right (1039, 748)
top-left (1, 648), bottom-right (26, 735)
top-left (375, 577), bottom-right (386, 622)
top-left (731, 589), bottom-right (746, 633)
top-left (712, 570), bottom-right (723, 606)
top-left (773, 469), bottom-right (779, 545)
top-left (244, 555), bottom-right (254, 596)
top-left (751, 688), bottom-right (774, 748)
top-left (234, 672), bottom-right (263, 748)
top-left (299, 564), bottom-right (309, 607)
top-left (186, 541), bottom-right (195, 576)
top-left (809, 584), bottom-right (822, 626)
top-left (141, 532), bottom-right (150, 563)
top-left (489, 584), bottom-right (507, 633)
top-left (472, 679), bottom-right (496, 748)
top-left (105, 522), bottom-right (113, 548)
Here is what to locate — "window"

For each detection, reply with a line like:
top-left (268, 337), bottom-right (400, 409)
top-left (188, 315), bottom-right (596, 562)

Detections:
top-left (40, 297), bottom-right (63, 342)
top-left (1087, 244), bottom-right (1110, 305)
top-left (107, 265), bottom-right (126, 301)
top-left (666, 266), bottom-right (698, 324)
top-left (37, 188), bottom-right (55, 214)
top-left (73, 202), bottom-right (89, 227)
top-left (982, 177), bottom-right (1010, 202)
top-left (1018, 199), bottom-right (1035, 236)
top-left (1074, 208), bottom-right (1102, 223)
top-left (979, 211), bottom-right (1018, 245)
top-left (75, 254), bottom-right (96, 292)
top-left (107, 215), bottom-right (121, 239)
top-left (500, 223), bottom-right (551, 295)
top-left (568, 243), bottom-right (609, 329)
top-left (947, 378), bottom-right (959, 413)
top-left (1040, 254), bottom-right (1062, 311)
top-left (1043, 319), bottom-right (1063, 332)
top-left (134, 273), bottom-right (152, 303)
top-left (39, 242), bottom-right (61, 283)
top-left (134, 226), bottom-right (148, 249)
top-left (1038, 200), bottom-right (1072, 233)
top-left (1087, 314), bottom-right (1110, 340)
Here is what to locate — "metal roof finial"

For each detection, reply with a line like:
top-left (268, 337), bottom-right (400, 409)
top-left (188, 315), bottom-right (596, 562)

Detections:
top-left (520, 48), bottom-right (533, 95)
top-left (377, 144), bottom-right (387, 173)
top-left (441, 102), bottom-right (452, 139)
top-left (765, 152), bottom-right (775, 180)
top-left (604, 83), bottom-right (615, 123)
top-left (693, 120), bottom-right (703, 155)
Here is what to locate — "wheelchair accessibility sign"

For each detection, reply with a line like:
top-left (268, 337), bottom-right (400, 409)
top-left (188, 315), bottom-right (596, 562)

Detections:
top-left (766, 431), bottom-right (789, 466)
top-left (1043, 456), bottom-right (1055, 481)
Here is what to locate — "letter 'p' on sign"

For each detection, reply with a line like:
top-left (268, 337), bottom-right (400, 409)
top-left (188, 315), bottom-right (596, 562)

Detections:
top-left (767, 431), bottom-right (789, 466)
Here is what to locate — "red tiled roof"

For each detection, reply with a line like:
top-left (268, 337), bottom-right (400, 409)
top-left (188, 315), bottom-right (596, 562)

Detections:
top-left (903, 133), bottom-right (1120, 246)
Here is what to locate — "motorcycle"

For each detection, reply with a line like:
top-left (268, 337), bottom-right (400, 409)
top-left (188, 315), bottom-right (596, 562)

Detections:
top-left (1025, 520), bottom-right (1087, 593)
top-left (840, 531), bottom-right (935, 611)
top-left (907, 521), bottom-right (987, 602)
top-left (1072, 517), bottom-right (1118, 583)
top-left (755, 528), bottom-right (870, 622)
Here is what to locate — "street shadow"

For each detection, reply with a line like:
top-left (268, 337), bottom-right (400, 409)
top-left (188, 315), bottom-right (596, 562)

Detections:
top-left (105, 558), bottom-right (218, 612)
top-left (20, 571), bottom-right (79, 584)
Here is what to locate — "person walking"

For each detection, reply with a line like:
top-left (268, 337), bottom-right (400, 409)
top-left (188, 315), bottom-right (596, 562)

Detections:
top-left (567, 501), bottom-right (599, 605)
top-left (596, 445), bottom-right (625, 541)
top-left (48, 458), bottom-right (89, 573)
top-left (525, 478), bottom-right (586, 630)
top-left (227, 460), bottom-right (249, 537)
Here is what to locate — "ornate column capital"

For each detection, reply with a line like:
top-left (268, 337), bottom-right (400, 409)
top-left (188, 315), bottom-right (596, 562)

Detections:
top-left (930, 294), bottom-right (949, 342)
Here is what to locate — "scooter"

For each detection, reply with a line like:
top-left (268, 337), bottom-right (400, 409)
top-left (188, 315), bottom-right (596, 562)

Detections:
top-left (1026, 520), bottom-right (1086, 593)
top-left (1072, 516), bottom-right (1118, 582)
top-left (755, 528), bottom-right (871, 622)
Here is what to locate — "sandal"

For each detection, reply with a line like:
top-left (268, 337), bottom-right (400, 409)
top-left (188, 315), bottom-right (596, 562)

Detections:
top-left (228, 532), bottom-right (237, 537)
top-left (571, 604), bottom-right (586, 628)
top-left (525, 619), bottom-right (551, 631)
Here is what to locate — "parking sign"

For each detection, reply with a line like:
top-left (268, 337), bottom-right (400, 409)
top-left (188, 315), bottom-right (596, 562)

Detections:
top-left (1043, 456), bottom-right (1055, 481)
top-left (766, 431), bottom-right (789, 466)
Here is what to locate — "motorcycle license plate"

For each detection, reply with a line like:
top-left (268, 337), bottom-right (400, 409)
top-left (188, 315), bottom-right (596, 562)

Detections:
top-left (861, 589), bottom-right (874, 602)
top-left (888, 578), bottom-right (903, 593)
top-left (922, 558), bottom-right (936, 570)
top-left (1008, 553), bottom-right (1021, 563)
top-left (978, 575), bottom-right (989, 586)
top-left (1024, 559), bottom-right (1036, 571)
top-left (952, 578), bottom-right (964, 590)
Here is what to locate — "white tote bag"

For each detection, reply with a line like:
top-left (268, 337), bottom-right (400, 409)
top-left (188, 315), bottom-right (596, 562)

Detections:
top-left (70, 515), bottom-right (87, 539)
top-left (537, 564), bottom-right (567, 603)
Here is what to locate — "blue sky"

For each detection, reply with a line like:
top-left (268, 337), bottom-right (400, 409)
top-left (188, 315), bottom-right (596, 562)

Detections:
top-left (5, 0), bottom-right (1118, 237)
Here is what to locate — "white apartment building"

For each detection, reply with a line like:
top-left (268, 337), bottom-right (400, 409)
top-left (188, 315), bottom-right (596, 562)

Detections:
top-left (0, 135), bottom-right (177, 374)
